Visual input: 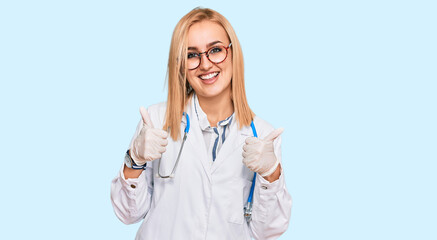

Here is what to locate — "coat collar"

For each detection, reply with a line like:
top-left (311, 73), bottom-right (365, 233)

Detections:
top-left (192, 93), bottom-right (234, 131)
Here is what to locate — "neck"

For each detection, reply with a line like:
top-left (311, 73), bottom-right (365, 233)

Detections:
top-left (197, 90), bottom-right (234, 127)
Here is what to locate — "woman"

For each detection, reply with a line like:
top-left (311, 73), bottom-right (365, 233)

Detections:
top-left (111, 7), bottom-right (292, 240)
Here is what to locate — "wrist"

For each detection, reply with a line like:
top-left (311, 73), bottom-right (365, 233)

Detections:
top-left (125, 149), bottom-right (147, 170)
top-left (262, 163), bottom-right (281, 183)
top-left (260, 159), bottom-right (280, 177)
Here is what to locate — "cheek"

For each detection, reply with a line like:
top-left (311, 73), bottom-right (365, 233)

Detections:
top-left (223, 62), bottom-right (233, 80)
top-left (186, 72), bottom-right (197, 85)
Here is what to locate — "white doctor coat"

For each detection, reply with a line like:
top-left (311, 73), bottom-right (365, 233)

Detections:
top-left (111, 98), bottom-right (292, 240)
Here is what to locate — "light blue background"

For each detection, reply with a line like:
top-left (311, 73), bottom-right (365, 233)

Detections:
top-left (1, 0), bottom-right (436, 239)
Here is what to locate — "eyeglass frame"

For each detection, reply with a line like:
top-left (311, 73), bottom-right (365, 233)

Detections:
top-left (187, 42), bottom-right (232, 70)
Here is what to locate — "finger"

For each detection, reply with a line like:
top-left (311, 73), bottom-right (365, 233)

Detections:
top-left (158, 138), bottom-right (168, 147)
top-left (245, 137), bottom-right (259, 145)
top-left (242, 153), bottom-right (249, 163)
top-left (264, 128), bottom-right (284, 141)
top-left (243, 143), bottom-right (260, 153)
top-left (242, 156), bottom-right (257, 170)
top-left (243, 144), bottom-right (248, 152)
top-left (242, 150), bottom-right (248, 158)
top-left (140, 106), bottom-right (154, 128)
top-left (243, 150), bottom-right (258, 160)
top-left (157, 146), bottom-right (166, 153)
top-left (150, 153), bottom-right (161, 160)
top-left (151, 129), bottom-right (168, 139)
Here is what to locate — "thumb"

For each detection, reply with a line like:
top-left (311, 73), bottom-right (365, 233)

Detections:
top-left (264, 128), bottom-right (284, 141)
top-left (139, 106), bottom-right (154, 128)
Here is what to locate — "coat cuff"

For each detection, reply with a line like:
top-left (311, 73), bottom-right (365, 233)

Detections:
top-left (256, 167), bottom-right (285, 195)
top-left (118, 163), bottom-right (146, 191)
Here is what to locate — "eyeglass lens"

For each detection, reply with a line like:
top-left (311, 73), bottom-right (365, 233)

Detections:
top-left (187, 45), bottom-right (228, 70)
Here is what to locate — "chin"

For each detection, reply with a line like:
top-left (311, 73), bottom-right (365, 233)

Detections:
top-left (196, 85), bottom-right (231, 99)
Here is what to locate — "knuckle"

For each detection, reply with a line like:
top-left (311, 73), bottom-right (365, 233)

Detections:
top-left (161, 130), bottom-right (169, 138)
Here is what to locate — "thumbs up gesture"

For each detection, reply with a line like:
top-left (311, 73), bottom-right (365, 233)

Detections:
top-left (130, 107), bottom-right (169, 166)
top-left (242, 128), bottom-right (284, 177)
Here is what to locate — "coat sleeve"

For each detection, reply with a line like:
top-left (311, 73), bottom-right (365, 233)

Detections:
top-left (248, 134), bottom-right (293, 239)
top-left (110, 119), bottom-right (154, 225)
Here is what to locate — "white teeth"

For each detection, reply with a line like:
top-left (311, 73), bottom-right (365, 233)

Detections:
top-left (199, 72), bottom-right (219, 80)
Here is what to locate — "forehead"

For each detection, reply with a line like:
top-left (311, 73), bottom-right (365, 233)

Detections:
top-left (187, 21), bottom-right (228, 48)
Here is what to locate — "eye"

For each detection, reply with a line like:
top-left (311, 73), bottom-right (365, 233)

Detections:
top-left (209, 47), bottom-right (222, 54)
top-left (187, 52), bottom-right (199, 59)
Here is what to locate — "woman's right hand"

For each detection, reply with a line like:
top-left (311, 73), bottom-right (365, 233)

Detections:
top-left (130, 107), bottom-right (168, 165)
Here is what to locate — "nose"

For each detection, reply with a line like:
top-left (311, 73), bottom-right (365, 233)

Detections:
top-left (199, 52), bottom-right (213, 70)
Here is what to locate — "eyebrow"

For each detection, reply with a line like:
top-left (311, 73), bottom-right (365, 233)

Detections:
top-left (188, 40), bottom-right (223, 51)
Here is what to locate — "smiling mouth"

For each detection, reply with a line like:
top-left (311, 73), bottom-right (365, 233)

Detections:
top-left (199, 71), bottom-right (219, 80)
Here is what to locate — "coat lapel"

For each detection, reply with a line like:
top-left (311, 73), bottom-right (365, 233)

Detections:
top-left (210, 122), bottom-right (254, 174)
top-left (184, 97), bottom-right (212, 183)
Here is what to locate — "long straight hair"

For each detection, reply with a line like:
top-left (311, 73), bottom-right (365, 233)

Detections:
top-left (163, 7), bottom-right (254, 140)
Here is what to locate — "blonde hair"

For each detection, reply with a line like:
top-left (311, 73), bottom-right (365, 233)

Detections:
top-left (163, 7), bottom-right (254, 140)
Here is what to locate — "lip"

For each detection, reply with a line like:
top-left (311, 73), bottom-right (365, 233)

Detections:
top-left (198, 71), bottom-right (220, 85)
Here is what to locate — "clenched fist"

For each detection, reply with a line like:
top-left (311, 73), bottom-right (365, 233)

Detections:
top-left (242, 128), bottom-right (283, 177)
top-left (130, 107), bottom-right (168, 165)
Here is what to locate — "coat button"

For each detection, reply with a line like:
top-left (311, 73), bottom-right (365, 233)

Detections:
top-left (261, 186), bottom-right (268, 190)
top-left (130, 184), bottom-right (136, 189)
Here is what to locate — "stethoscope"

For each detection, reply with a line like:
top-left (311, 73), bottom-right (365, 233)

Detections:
top-left (156, 112), bottom-right (257, 223)
top-left (156, 112), bottom-right (190, 179)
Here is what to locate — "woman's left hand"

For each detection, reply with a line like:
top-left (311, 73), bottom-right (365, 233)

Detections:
top-left (242, 128), bottom-right (284, 177)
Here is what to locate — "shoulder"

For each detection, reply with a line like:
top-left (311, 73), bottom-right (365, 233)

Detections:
top-left (146, 102), bottom-right (167, 129)
top-left (252, 115), bottom-right (275, 139)
top-left (147, 102), bottom-right (167, 114)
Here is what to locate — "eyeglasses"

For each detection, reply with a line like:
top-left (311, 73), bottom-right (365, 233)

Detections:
top-left (187, 43), bottom-right (232, 70)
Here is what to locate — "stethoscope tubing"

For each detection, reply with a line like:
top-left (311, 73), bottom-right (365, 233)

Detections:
top-left (156, 112), bottom-right (190, 178)
top-left (247, 121), bottom-right (258, 203)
